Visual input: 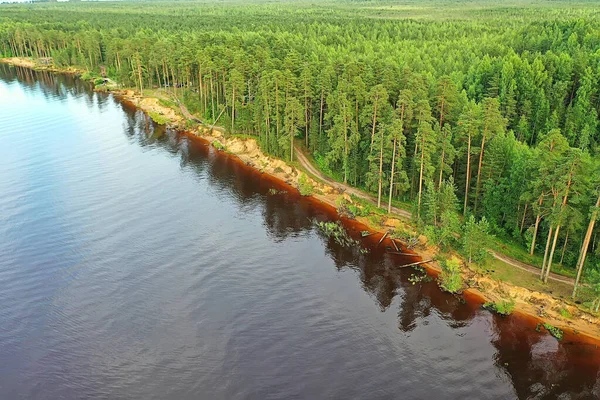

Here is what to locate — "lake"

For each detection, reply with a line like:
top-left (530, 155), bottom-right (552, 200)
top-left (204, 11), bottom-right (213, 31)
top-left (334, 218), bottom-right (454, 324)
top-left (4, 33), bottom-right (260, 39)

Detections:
top-left (1, 64), bottom-right (599, 399)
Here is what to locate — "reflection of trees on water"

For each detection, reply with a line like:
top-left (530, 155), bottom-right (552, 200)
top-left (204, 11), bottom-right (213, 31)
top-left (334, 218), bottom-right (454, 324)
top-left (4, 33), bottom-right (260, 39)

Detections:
top-left (9, 64), bottom-right (599, 400)
top-left (0, 65), bottom-right (111, 111)
top-left (137, 118), bottom-right (600, 399)
top-left (491, 316), bottom-right (600, 399)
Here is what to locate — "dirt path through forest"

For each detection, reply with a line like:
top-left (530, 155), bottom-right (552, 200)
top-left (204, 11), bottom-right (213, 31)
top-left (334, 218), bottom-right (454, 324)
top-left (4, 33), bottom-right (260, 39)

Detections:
top-left (489, 250), bottom-right (575, 285)
top-left (293, 145), bottom-right (412, 219)
top-left (293, 145), bottom-right (576, 286)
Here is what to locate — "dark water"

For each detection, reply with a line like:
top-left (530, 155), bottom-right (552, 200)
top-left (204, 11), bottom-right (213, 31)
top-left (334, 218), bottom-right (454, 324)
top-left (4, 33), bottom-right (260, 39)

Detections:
top-left (1, 64), bottom-right (599, 400)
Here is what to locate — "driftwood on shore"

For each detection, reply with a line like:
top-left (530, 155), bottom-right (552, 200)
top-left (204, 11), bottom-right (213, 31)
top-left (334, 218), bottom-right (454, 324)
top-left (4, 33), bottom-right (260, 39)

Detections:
top-left (386, 251), bottom-right (414, 256)
top-left (395, 259), bottom-right (432, 268)
top-left (377, 231), bottom-right (389, 247)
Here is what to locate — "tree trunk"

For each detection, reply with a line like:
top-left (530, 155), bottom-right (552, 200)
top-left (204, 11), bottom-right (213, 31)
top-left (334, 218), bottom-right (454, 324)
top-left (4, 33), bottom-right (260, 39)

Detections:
top-left (388, 134), bottom-right (397, 214)
top-left (544, 169), bottom-right (574, 281)
top-left (231, 86), bottom-right (235, 132)
top-left (438, 148), bottom-right (446, 190)
top-left (530, 196), bottom-right (544, 255)
top-left (388, 104), bottom-right (405, 213)
top-left (473, 135), bottom-right (486, 214)
top-left (544, 225), bottom-right (561, 283)
top-left (463, 133), bottom-right (471, 215)
top-left (136, 54), bottom-right (143, 96)
top-left (198, 66), bottom-right (204, 113)
top-left (377, 124), bottom-right (385, 208)
top-left (417, 136), bottom-right (425, 217)
top-left (411, 139), bottom-right (419, 200)
top-left (275, 78), bottom-right (280, 140)
top-left (343, 102), bottom-right (348, 184)
top-left (305, 86), bottom-right (309, 148)
top-left (290, 125), bottom-right (294, 162)
top-left (369, 97), bottom-right (379, 166)
top-left (210, 75), bottom-right (215, 119)
top-left (540, 226), bottom-right (554, 280)
top-left (560, 231), bottom-right (569, 265)
top-left (319, 87), bottom-right (324, 145)
top-left (573, 192), bottom-right (600, 298)
top-left (520, 203), bottom-right (528, 234)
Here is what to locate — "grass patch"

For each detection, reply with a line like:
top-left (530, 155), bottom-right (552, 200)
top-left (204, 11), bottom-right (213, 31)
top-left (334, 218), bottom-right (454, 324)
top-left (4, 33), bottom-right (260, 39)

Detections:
top-left (488, 237), bottom-right (576, 279)
top-left (484, 258), bottom-right (593, 301)
top-left (211, 140), bottom-right (227, 151)
top-left (483, 299), bottom-right (515, 316)
top-left (559, 308), bottom-right (572, 319)
top-left (147, 112), bottom-right (169, 125)
top-left (158, 98), bottom-right (176, 109)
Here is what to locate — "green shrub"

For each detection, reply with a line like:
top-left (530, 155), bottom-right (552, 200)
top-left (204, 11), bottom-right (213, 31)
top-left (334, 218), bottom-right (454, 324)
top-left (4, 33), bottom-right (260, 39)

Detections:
top-left (559, 308), bottom-right (572, 319)
top-left (298, 173), bottom-right (314, 196)
top-left (158, 98), bottom-right (176, 109)
top-left (483, 299), bottom-right (515, 316)
top-left (438, 257), bottom-right (463, 294)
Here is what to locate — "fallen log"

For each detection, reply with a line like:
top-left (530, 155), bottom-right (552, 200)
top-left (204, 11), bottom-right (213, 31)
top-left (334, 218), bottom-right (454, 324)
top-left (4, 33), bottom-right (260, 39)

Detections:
top-left (386, 251), bottom-right (414, 256)
top-left (391, 238), bottom-right (400, 252)
top-left (395, 259), bottom-right (433, 268)
top-left (377, 231), bottom-right (389, 247)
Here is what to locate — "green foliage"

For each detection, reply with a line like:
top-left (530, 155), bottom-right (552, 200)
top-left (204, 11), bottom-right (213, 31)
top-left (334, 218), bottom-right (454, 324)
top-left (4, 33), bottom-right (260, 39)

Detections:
top-left (438, 257), bottom-right (464, 294)
top-left (314, 220), bottom-right (359, 248)
top-left (421, 178), bottom-right (460, 249)
top-left (536, 323), bottom-right (564, 341)
top-left (483, 300), bottom-right (515, 316)
top-left (463, 216), bottom-right (492, 265)
top-left (4, 0), bottom-right (600, 278)
top-left (298, 174), bottom-right (314, 196)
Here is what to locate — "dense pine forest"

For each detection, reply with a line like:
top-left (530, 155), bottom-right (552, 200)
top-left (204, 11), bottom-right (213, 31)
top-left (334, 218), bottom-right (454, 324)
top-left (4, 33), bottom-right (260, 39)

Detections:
top-left (1, 0), bottom-right (600, 296)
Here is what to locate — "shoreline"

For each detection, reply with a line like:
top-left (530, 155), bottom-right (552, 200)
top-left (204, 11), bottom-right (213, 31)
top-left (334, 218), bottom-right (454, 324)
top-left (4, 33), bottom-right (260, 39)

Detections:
top-left (4, 56), bottom-right (600, 345)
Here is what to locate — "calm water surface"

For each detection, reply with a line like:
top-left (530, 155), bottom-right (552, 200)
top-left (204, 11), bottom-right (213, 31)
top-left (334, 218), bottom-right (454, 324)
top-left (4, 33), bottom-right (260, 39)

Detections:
top-left (1, 65), bottom-right (600, 400)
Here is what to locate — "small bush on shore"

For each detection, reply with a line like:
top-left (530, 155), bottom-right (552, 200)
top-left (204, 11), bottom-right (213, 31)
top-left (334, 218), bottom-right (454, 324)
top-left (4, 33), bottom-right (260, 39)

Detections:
top-left (298, 174), bottom-right (314, 196)
top-left (438, 257), bottom-right (463, 294)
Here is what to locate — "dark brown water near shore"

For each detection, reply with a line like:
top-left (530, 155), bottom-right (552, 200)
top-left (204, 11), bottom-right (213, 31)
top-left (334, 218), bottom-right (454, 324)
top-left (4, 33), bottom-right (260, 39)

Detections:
top-left (1, 64), bottom-right (600, 399)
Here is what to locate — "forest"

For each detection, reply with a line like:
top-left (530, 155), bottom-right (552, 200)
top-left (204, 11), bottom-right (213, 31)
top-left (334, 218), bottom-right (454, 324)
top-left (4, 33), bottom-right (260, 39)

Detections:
top-left (1, 0), bottom-right (599, 298)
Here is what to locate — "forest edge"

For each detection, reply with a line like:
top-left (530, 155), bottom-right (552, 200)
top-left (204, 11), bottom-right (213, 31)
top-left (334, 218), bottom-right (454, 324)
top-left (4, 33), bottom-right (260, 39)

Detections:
top-left (5, 56), bottom-right (600, 345)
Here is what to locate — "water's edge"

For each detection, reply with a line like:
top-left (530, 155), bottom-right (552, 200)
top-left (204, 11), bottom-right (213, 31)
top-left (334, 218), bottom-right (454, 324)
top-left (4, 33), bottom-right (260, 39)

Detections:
top-left (5, 59), bottom-right (600, 347)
